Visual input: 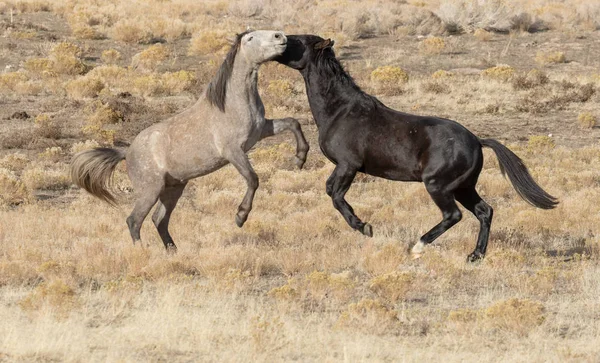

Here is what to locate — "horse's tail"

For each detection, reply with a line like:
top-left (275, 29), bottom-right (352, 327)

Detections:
top-left (70, 147), bottom-right (126, 206)
top-left (480, 138), bottom-right (558, 209)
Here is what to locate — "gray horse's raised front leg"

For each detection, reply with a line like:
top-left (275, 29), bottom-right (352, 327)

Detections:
top-left (260, 118), bottom-right (309, 169)
top-left (223, 147), bottom-right (259, 227)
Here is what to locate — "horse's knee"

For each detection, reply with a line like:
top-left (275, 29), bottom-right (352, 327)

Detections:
top-left (247, 175), bottom-right (259, 191)
top-left (446, 209), bottom-right (462, 225)
top-left (476, 203), bottom-right (493, 224)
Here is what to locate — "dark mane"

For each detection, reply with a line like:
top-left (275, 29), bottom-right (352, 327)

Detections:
top-left (314, 48), bottom-right (378, 103)
top-left (206, 30), bottom-right (251, 112)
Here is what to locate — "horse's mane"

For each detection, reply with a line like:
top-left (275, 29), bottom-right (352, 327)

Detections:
top-left (206, 30), bottom-right (251, 112)
top-left (314, 47), bottom-right (378, 103)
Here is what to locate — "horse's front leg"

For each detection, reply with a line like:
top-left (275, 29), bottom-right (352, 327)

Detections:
top-left (326, 163), bottom-right (373, 237)
top-left (260, 118), bottom-right (309, 169)
top-left (223, 147), bottom-right (259, 227)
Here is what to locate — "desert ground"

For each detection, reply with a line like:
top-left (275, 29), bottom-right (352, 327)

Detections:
top-left (1, 0), bottom-right (600, 361)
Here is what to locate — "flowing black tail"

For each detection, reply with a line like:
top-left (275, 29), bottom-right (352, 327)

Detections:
top-left (480, 138), bottom-right (558, 209)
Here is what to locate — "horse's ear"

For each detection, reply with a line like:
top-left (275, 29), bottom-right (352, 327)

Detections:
top-left (314, 38), bottom-right (334, 50)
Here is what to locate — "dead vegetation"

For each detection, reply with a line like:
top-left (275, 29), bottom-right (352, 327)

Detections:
top-left (0, 0), bottom-right (600, 361)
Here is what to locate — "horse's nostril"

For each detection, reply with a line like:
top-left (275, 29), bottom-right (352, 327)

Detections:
top-left (275, 34), bottom-right (281, 39)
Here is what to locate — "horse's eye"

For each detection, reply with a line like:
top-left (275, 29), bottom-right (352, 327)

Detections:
top-left (247, 36), bottom-right (253, 42)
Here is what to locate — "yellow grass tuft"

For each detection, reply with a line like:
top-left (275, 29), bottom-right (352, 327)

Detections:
top-left (0, 168), bottom-right (29, 206)
top-left (111, 20), bottom-right (151, 44)
top-left (419, 36), bottom-right (445, 55)
top-left (527, 135), bottom-right (555, 152)
top-left (21, 165), bottom-right (71, 191)
top-left (49, 42), bottom-right (87, 75)
top-left (19, 279), bottom-right (78, 317)
top-left (188, 30), bottom-right (229, 55)
top-left (431, 69), bottom-right (453, 79)
top-left (65, 75), bottom-right (105, 99)
top-left (72, 24), bottom-right (104, 40)
top-left (535, 51), bottom-right (567, 66)
top-left (69, 140), bottom-right (101, 155)
top-left (577, 112), bottom-right (596, 129)
top-left (132, 44), bottom-right (170, 72)
top-left (481, 65), bottom-right (515, 82)
top-left (0, 153), bottom-right (30, 172)
top-left (101, 49), bottom-right (122, 65)
top-left (371, 66), bottom-right (409, 95)
top-left (34, 113), bottom-right (61, 139)
top-left (337, 298), bottom-right (398, 335)
top-left (484, 298), bottom-right (545, 335)
top-left (369, 271), bottom-right (415, 302)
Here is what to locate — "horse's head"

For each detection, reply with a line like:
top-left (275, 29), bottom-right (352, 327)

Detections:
top-left (275, 34), bottom-right (335, 70)
top-left (239, 30), bottom-right (287, 65)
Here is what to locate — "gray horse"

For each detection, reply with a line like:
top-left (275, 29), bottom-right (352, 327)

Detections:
top-left (71, 30), bottom-right (309, 251)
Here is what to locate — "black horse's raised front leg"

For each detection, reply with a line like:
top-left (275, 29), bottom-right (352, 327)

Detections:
top-left (326, 164), bottom-right (373, 237)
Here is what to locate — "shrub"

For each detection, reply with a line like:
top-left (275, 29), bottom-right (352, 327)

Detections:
top-left (34, 113), bottom-right (61, 139)
top-left (535, 51), bottom-right (567, 66)
top-left (49, 42), bottom-right (87, 75)
top-left (22, 165), bottom-right (70, 191)
top-left (337, 298), bottom-right (398, 335)
top-left (162, 70), bottom-right (197, 94)
top-left (0, 153), bottom-right (30, 172)
top-left (131, 44), bottom-right (170, 72)
top-left (19, 279), bottom-right (78, 317)
top-left (0, 72), bottom-right (29, 92)
top-left (481, 65), bottom-right (515, 82)
top-left (101, 49), bottom-right (122, 65)
top-left (419, 36), bottom-right (445, 55)
top-left (431, 69), bottom-right (453, 79)
top-left (38, 147), bottom-right (64, 163)
top-left (188, 31), bottom-right (229, 55)
top-left (65, 75), bottom-right (105, 99)
top-left (70, 139), bottom-right (101, 155)
top-left (0, 168), bottom-right (29, 206)
top-left (371, 66), bottom-right (409, 95)
top-left (577, 112), bottom-right (596, 129)
top-left (72, 24), bottom-right (104, 40)
top-left (265, 79), bottom-right (294, 104)
top-left (23, 58), bottom-right (53, 78)
top-left (512, 69), bottom-right (549, 90)
top-left (111, 20), bottom-right (151, 44)
top-left (369, 271), bottom-right (415, 302)
top-left (484, 298), bottom-right (545, 335)
top-left (527, 135), bottom-right (555, 152)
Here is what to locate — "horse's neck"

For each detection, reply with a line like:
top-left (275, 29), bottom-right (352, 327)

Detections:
top-left (228, 58), bottom-right (262, 117)
top-left (302, 64), bottom-right (362, 130)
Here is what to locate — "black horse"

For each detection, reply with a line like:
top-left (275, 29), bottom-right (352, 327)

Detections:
top-left (276, 35), bottom-right (558, 262)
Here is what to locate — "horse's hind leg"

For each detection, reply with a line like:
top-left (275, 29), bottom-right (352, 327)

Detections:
top-left (152, 183), bottom-right (186, 252)
top-left (455, 187), bottom-right (493, 262)
top-left (260, 118), bottom-right (309, 169)
top-left (411, 182), bottom-right (462, 257)
top-left (126, 184), bottom-right (162, 246)
top-left (223, 147), bottom-right (259, 227)
top-left (327, 163), bottom-right (373, 237)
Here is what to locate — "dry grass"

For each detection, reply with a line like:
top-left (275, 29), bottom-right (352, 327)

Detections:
top-left (1, 0), bottom-right (600, 361)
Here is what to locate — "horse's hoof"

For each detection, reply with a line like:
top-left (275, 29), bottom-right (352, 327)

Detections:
top-left (166, 244), bottom-right (178, 254)
top-left (411, 241), bottom-right (426, 257)
top-left (360, 223), bottom-right (373, 237)
top-left (295, 156), bottom-right (306, 169)
top-left (467, 252), bottom-right (484, 263)
top-left (235, 214), bottom-right (247, 228)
